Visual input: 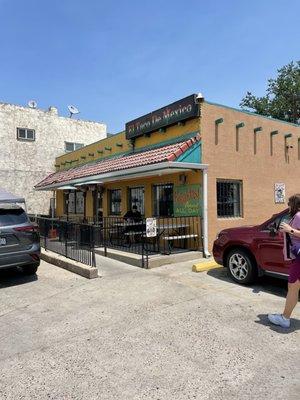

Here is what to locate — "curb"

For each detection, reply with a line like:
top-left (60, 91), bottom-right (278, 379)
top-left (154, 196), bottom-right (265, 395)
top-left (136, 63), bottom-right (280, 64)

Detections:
top-left (41, 249), bottom-right (98, 279)
top-left (192, 260), bottom-right (221, 273)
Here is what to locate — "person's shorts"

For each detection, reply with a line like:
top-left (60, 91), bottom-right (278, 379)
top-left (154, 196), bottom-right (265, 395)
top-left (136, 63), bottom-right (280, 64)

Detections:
top-left (289, 256), bottom-right (300, 283)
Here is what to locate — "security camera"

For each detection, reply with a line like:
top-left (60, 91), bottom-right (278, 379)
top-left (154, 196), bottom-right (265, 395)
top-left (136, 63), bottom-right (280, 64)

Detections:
top-left (195, 92), bottom-right (204, 102)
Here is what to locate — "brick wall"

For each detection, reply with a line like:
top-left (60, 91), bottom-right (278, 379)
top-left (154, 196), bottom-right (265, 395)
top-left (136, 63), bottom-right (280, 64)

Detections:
top-left (201, 101), bottom-right (300, 249)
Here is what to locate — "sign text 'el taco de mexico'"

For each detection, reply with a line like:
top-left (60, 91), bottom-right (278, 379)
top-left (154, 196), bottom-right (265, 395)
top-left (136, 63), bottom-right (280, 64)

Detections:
top-left (125, 94), bottom-right (199, 139)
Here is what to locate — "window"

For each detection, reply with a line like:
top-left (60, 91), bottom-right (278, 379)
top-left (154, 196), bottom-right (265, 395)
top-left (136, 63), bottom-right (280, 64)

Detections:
top-left (64, 191), bottom-right (84, 214)
top-left (109, 189), bottom-right (121, 215)
top-left (129, 187), bottom-right (144, 215)
top-left (75, 192), bottom-right (84, 214)
top-left (0, 208), bottom-right (28, 226)
top-left (17, 128), bottom-right (35, 141)
top-left (65, 142), bottom-right (84, 153)
top-left (265, 213), bottom-right (289, 231)
top-left (153, 184), bottom-right (174, 217)
top-left (217, 180), bottom-right (242, 218)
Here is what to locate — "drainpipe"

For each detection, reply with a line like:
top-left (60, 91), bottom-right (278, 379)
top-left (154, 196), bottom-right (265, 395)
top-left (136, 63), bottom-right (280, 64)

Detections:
top-left (202, 167), bottom-right (210, 258)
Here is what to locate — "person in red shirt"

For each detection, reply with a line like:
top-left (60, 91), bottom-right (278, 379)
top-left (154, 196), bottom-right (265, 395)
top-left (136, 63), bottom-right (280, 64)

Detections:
top-left (268, 194), bottom-right (300, 328)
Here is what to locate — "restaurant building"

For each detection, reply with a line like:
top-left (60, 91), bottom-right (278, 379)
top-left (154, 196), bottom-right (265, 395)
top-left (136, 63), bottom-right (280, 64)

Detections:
top-left (35, 94), bottom-right (300, 256)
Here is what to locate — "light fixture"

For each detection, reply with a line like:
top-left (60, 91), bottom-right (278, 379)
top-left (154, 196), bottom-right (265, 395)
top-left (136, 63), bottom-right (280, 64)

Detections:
top-left (179, 174), bottom-right (187, 184)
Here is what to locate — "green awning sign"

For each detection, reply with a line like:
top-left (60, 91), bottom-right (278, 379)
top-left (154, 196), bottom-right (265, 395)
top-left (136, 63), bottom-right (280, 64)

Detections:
top-left (174, 184), bottom-right (202, 217)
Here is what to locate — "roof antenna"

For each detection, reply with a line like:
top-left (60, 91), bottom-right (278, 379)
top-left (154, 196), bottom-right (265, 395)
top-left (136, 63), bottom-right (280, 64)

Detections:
top-left (68, 105), bottom-right (80, 118)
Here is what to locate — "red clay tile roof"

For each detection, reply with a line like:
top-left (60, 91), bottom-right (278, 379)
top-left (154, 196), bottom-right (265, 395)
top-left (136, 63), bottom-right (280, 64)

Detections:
top-left (36, 135), bottom-right (200, 188)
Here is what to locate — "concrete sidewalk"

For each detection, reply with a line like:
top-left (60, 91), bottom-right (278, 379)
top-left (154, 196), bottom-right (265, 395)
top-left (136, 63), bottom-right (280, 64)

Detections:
top-left (0, 257), bottom-right (299, 400)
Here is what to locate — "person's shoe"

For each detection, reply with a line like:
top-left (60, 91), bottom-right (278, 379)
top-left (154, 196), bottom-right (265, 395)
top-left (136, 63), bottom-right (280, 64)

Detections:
top-left (268, 313), bottom-right (290, 328)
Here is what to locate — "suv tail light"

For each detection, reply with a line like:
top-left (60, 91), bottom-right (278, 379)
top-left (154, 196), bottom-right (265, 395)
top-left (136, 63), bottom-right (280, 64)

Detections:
top-left (14, 225), bottom-right (39, 233)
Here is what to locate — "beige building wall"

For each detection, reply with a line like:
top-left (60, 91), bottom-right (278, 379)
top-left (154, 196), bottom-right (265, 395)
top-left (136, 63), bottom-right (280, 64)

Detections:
top-left (201, 101), bottom-right (300, 249)
top-left (0, 103), bottom-right (106, 214)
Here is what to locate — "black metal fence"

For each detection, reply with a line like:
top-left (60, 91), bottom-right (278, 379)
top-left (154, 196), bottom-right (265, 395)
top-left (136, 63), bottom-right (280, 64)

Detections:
top-left (29, 214), bottom-right (203, 269)
top-left (32, 217), bottom-right (96, 267)
top-left (99, 216), bottom-right (201, 253)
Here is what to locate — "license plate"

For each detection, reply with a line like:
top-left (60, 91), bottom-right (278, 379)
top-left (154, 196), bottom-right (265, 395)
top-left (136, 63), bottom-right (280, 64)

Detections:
top-left (0, 238), bottom-right (7, 245)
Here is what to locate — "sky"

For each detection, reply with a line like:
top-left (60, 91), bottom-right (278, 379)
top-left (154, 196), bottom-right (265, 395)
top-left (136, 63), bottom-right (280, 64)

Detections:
top-left (0, 0), bottom-right (299, 133)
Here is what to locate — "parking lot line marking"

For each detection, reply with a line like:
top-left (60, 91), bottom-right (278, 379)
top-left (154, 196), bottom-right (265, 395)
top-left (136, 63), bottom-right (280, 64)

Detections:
top-left (192, 260), bottom-right (221, 273)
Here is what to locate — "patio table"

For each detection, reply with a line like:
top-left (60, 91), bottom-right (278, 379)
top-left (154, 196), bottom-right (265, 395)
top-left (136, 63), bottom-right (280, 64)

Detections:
top-left (155, 223), bottom-right (196, 254)
top-left (113, 221), bottom-right (144, 228)
top-left (108, 221), bottom-right (146, 247)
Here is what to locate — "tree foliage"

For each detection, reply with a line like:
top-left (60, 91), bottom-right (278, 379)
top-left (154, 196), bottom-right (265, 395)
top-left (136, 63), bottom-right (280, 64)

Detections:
top-left (240, 61), bottom-right (300, 124)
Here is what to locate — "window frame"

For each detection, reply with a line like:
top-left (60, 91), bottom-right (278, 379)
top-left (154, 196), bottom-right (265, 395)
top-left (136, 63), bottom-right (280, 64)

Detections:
top-left (65, 142), bottom-right (84, 153)
top-left (216, 179), bottom-right (243, 219)
top-left (262, 212), bottom-right (290, 232)
top-left (128, 186), bottom-right (145, 215)
top-left (152, 183), bottom-right (174, 217)
top-left (17, 127), bottom-right (36, 142)
top-left (109, 189), bottom-right (122, 216)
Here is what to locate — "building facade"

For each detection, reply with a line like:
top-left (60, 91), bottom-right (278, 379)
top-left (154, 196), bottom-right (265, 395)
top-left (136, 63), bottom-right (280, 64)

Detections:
top-left (0, 102), bottom-right (106, 214)
top-left (35, 94), bottom-right (300, 253)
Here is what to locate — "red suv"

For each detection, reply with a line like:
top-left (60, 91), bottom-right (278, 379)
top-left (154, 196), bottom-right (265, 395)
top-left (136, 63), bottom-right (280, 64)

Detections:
top-left (213, 209), bottom-right (291, 284)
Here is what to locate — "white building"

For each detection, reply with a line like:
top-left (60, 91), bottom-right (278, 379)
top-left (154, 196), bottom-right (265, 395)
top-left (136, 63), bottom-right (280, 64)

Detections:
top-left (0, 102), bottom-right (107, 214)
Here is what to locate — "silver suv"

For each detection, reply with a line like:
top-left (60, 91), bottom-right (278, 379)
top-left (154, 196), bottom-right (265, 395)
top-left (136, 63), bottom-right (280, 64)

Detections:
top-left (0, 205), bottom-right (40, 274)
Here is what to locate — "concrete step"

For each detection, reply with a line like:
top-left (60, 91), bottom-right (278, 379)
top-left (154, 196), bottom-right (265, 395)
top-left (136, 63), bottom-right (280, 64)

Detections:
top-left (95, 247), bottom-right (204, 268)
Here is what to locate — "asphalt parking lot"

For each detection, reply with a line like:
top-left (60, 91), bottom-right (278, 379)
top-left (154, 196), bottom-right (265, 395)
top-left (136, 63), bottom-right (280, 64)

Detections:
top-left (0, 258), bottom-right (299, 400)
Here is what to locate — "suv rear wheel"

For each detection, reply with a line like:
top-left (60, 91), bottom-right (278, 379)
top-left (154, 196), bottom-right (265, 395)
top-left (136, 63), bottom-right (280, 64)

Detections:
top-left (226, 249), bottom-right (257, 284)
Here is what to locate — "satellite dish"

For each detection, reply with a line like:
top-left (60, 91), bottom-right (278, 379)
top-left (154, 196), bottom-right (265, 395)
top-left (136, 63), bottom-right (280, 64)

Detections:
top-left (28, 100), bottom-right (37, 109)
top-left (68, 105), bottom-right (80, 118)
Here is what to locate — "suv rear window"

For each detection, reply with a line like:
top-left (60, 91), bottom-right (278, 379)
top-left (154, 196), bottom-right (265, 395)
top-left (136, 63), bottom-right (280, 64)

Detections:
top-left (0, 208), bottom-right (28, 226)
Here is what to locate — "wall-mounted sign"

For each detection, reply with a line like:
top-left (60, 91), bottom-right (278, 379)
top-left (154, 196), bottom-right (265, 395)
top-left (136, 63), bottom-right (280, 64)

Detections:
top-left (125, 94), bottom-right (199, 139)
top-left (274, 183), bottom-right (285, 204)
top-left (174, 184), bottom-right (202, 217)
top-left (146, 218), bottom-right (157, 237)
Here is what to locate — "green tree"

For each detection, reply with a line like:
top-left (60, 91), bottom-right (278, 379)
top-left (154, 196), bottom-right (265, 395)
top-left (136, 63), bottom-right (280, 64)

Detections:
top-left (240, 61), bottom-right (300, 124)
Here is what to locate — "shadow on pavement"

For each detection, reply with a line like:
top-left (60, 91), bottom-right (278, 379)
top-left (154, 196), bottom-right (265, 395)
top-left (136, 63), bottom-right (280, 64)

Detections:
top-left (255, 314), bottom-right (300, 334)
top-left (207, 267), bottom-right (288, 298)
top-left (0, 267), bottom-right (38, 288)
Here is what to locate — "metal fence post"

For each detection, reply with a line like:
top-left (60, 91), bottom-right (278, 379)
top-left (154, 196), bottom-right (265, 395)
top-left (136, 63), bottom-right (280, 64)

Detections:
top-left (44, 219), bottom-right (47, 250)
top-left (65, 222), bottom-right (68, 258)
top-left (141, 235), bottom-right (145, 268)
top-left (91, 225), bottom-right (96, 268)
top-left (104, 218), bottom-right (107, 257)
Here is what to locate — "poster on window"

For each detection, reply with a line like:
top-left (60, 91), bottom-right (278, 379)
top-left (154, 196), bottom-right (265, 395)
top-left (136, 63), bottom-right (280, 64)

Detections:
top-left (274, 183), bottom-right (285, 204)
top-left (174, 184), bottom-right (202, 217)
top-left (146, 218), bottom-right (157, 237)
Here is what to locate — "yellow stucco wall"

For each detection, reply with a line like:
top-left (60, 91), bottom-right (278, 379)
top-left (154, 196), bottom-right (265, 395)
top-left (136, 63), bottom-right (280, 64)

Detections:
top-left (55, 171), bottom-right (202, 218)
top-left (56, 190), bottom-right (64, 216)
top-left (54, 114), bottom-right (201, 218)
top-left (55, 118), bottom-right (200, 171)
top-left (56, 170), bottom-right (202, 218)
top-left (55, 131), bottom-right (130, 171)
top-left (134, 118), bottom-right (199, 149)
